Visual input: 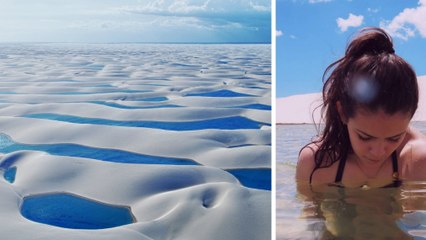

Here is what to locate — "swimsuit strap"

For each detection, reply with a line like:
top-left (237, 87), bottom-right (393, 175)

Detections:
top-left (334, 155), bottom-right (347, 183)
top-left (334, 151), bottom-right (400, 185)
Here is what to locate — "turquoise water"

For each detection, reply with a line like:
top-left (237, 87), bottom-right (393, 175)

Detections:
top-left (90, 102), bottom-right (271, 110)
top-left (90, 101), bottom-right (183, 109)
top-left (226, 168), bottom-right (271, 190)
top-left (0, 133), bottom-right (271, 190)
top-left (21, 193), bottom-right (135, 229)
top-left (23, 114), bottom-right (268, 130)
top-left (185, 89), bottom-right (254, 97)
top-left (3, 166), bottom-right (16, 183)
top-left (0, 133), bottom-right (198, 166)
top-left (277, 122), bottom-right (426, 239)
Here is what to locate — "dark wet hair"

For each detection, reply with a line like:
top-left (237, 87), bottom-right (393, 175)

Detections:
top-left (308, 27), bottom-right (418, 182)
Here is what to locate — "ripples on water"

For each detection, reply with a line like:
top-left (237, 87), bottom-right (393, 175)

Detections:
top-left (277, 122), bottom-right (426, 239)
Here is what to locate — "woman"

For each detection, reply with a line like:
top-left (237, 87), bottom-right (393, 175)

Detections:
top-left (296, 27), bottom-right (426, 188)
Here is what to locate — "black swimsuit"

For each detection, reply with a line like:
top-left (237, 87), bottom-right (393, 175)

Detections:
top-left (333, 151), bottom-right (402, 188)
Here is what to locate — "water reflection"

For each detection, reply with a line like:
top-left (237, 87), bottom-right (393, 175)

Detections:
top-left (296, 182), bottom-right (426, 239)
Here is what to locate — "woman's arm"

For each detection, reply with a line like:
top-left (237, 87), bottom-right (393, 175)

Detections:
top-left (408, 139), bottom-right (426, 181)
top-left (296, 145), bottom-right (316, 183)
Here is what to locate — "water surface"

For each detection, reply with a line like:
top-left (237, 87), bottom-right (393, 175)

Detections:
top-left (21, 193), bottom-right (135, 229)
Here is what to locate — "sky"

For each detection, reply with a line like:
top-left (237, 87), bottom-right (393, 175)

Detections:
top-left (276, 0), bottom-right (426, 97)
top-left (0, 0), bottom-right (271, 43)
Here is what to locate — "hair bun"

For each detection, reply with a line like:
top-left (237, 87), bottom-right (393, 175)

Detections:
top-left (345, 27), bottom-right (395, 58)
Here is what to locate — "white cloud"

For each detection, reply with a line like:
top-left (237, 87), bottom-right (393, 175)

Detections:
top-left (168, 1), bottom-right (210, 13)
top-left (290, 34), bottom-right (297, 39)
top-left (0, 0), bottom-right (270, 42)
top-left (380, 1), bottom-right (426, 40)
top-left (336, 13), bottom-right (364, 32)
top-left (249, 1), bottom-right (270, 12)
top-left (120, 0), bottom-right (270, 15)
top-left (308, 0), bottom-right (332, 3)
top-left (276, 30), bottom-right (283, 37)
top-left (117, 0), bottom-right (270, 31)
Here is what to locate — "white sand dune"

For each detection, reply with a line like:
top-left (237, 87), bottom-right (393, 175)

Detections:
top-left (0, 103), bottom-right (270, 124)
top-left (0, 43), bottom-right (271, 239)
top-left (276, 93), bottom-right (322, 124)
top-left (277, 75), bottom-right (426, 124)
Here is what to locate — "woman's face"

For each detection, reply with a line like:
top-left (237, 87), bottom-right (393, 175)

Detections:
top-left (345, 109), bottom-right (411, 165)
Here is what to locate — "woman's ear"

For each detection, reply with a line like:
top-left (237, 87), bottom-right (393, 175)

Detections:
top-left (336, 101), bottom-right (348, 124)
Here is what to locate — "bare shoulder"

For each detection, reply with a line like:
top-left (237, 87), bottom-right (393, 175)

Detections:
top-left (296, 143), bottom-right (318, 183)
top-left (402, 128), bottom-right (426, 180)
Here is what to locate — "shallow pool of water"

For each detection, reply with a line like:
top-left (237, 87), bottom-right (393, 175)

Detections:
top-left (21, 193), bottom-right (135, 229)
top-left (23, 114), bottom-right (267, 130)
top-left (185, 89), bottom-right (254, 97)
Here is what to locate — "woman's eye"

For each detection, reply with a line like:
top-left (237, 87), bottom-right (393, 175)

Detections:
top-left (388, 138), bottom-right (400, 142)
top-left (358, 135), bottom-right (371, 141)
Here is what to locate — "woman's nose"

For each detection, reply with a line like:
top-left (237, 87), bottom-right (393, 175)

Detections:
top-left (369, 142), bottom-right (387, 159)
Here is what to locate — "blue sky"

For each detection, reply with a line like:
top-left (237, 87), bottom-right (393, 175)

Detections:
top-left (277, 0), bottom-right (426, 97)
top-left (0, 0), bottom-right (270, 43)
